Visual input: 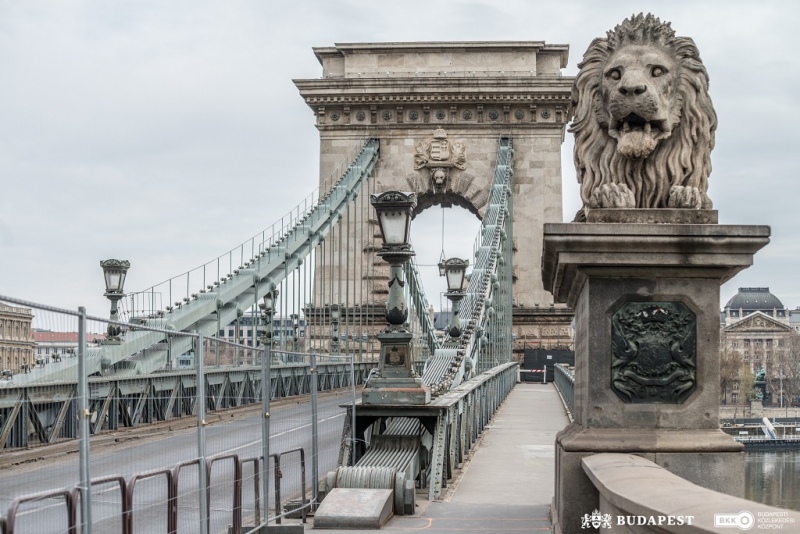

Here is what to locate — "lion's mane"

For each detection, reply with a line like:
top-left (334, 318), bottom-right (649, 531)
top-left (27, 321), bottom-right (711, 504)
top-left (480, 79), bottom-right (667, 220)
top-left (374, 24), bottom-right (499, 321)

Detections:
top-left (570, 13), bottom-right (717, 211)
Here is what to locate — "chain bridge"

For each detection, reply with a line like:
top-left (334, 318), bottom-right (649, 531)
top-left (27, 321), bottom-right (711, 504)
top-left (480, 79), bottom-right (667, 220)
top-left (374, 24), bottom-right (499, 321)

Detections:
top-left (0, 41), bottom-right (579, 532)
top-left (3, 36), bottom-right (798, 534)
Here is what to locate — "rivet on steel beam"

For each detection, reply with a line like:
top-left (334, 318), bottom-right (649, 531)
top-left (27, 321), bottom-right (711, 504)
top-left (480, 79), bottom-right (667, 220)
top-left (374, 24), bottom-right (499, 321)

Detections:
top-left (264, 412), bottom-right (271, 419)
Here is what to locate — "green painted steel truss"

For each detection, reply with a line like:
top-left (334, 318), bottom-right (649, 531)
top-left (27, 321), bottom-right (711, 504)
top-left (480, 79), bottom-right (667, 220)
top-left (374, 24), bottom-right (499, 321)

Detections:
top-left (0, 362), bottom-right (372, 450)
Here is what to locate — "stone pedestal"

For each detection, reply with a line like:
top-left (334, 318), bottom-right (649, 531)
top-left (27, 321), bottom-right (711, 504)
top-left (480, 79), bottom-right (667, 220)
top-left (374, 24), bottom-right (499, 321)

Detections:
top-left (362, 330), bottom-right (430, 406)
top-left (361, 377), bottom-right (430, 405)
top-left (541, 215), bottom-right (769, 534)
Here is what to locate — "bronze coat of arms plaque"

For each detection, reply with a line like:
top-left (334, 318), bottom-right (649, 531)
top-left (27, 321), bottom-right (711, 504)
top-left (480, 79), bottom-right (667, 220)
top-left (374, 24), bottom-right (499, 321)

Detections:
top-left (611, 302), bottom-right (696, 403)
top-left (384, 345), bottom-right (407, 367)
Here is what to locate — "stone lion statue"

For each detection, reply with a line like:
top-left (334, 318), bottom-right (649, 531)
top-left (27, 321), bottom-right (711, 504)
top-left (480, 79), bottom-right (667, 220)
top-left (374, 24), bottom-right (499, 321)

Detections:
top-left (570, 13), bottom-right (717, 219)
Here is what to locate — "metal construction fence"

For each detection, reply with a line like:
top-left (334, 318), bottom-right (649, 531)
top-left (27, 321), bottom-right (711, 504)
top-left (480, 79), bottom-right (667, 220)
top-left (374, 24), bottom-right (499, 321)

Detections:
top-left (0, 295), bottom-right (364, 534)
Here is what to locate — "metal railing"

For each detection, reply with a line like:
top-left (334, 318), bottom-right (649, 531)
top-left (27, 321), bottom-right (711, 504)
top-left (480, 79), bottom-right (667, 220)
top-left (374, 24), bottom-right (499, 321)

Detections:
top-left (5, 138), bottom-right (381, 384)
top-left (553, 363), bottom-right (575, 421)
top-left (2, 447), bottom-right (308, 534)
top-left (404, 258), bottom-right (441, 363)
top-left (126, 136), bottom-right (374, 321)
top-left (424, 137), bottom-right (515, 396)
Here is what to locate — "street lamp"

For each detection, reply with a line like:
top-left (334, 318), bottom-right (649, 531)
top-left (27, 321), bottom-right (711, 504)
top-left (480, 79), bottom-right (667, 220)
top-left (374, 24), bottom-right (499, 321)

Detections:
top-left (362, 191), bottom-right (430, 406)
top-left (260, 289), bottom-right (278, 363)
top-left (329, 304), bottom-right (341, 355)
top-left (372, 192), bottom-right (415, 248)
top-left (100, 259), bottom-right (130, 343)
top-left (291, 313), bottom-right (300, 353)
top-left (439, 257), bottom-right (469, 338)
top-left (371, 192), bottom-right (416, 324)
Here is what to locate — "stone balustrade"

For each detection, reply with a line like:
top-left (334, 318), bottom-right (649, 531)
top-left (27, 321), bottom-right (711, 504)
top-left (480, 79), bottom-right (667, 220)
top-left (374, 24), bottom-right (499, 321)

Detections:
top-left (580, 453), bottom-right (800, 532)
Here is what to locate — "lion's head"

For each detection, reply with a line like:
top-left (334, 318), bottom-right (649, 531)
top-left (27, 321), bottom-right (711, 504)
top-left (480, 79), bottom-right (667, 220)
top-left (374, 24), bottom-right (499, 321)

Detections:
top-left (570, 13), bottom-right (717, 215)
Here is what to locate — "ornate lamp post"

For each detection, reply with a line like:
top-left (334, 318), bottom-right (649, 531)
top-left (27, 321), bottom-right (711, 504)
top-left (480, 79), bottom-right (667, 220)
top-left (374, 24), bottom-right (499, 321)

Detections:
top-left (290, 313), bottom-right (300, 353)
top-left (362, 191), bottom-right (430, 405)
top-left (329, 304), bottom-right (341, 355)
top-left (439, 257), bottom-right (469, 338)
top-left (260, 289), bottom-right (278, 363)
top-left (100, 259), bottom-right (130, 344)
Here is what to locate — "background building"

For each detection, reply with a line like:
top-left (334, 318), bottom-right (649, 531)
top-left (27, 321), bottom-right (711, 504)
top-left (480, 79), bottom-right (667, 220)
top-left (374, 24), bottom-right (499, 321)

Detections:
top-left (218, 315), bottom-right (306, 348)
top-left (720, 288), bottom-right (800, 406)
top-left (0, 302), bottom-right (35, 376)
top-left (32, 331), bottom-right (105, 364)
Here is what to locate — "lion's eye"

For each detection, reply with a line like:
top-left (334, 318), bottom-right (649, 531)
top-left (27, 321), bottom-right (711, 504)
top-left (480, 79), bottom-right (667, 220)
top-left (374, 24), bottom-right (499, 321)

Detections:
top-left (651, 66), bottom-right (665, 77)
top-left (608, 69), bottom-right (621, 81)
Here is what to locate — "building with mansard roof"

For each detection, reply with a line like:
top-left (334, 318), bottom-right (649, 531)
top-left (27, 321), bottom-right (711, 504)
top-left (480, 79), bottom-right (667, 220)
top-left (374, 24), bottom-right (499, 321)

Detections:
top-left (721, 287), bottom-right (789, 325)
top-left (720, 288), bottom-right (799, 406)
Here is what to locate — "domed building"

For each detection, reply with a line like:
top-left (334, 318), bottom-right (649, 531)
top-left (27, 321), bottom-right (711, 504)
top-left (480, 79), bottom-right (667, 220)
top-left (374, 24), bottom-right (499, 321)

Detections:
top-left (721, 287), bottom-right (788, 325)
top-left (719, 288), bottom-right (799, 406)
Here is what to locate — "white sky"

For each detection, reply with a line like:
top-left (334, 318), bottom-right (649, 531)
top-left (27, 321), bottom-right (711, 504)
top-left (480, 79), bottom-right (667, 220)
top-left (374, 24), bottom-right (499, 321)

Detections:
top-left (2, 1), bottom-right (799, 318)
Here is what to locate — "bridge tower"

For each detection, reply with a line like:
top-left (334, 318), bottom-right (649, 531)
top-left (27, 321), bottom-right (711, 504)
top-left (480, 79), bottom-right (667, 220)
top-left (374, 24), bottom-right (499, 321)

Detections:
top-left (295, 42), bottom-right (574, 353)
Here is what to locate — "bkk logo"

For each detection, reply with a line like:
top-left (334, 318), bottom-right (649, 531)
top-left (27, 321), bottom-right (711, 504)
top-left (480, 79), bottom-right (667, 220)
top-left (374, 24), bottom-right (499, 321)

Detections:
top-left (714, 511), bottom-right (755, 530)
top-left (581, 510), bottom-right (695, 529)
top-left (714, 510), bottom-right (797, 530)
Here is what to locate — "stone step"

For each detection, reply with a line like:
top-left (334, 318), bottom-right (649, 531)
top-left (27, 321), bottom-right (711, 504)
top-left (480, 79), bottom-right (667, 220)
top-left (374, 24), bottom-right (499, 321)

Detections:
top-left (313, 488), bottom-right (393, 529)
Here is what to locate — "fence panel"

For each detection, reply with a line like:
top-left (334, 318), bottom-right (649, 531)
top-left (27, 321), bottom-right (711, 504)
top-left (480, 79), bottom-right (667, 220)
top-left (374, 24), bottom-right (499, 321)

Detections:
top-left (202, 337), bottom-right (265, 534)
top-left (0, 293), bottom-right (374, 533)
top-left (0, 299), bottom-right (82, 534)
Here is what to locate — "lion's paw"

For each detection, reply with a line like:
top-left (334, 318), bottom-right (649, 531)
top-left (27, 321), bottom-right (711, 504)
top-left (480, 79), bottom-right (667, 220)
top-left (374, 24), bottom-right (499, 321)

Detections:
top-left (589, 183), bottom-right (636, 209)
top-left (668, 186), bottom-right (710, 209)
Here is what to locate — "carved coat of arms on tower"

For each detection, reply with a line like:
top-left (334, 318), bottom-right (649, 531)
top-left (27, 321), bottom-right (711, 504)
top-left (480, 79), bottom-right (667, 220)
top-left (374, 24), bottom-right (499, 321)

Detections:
top-left (413, 128), bottom-right (467, 192)
top-left (611, 302), bottom-right (697, 404)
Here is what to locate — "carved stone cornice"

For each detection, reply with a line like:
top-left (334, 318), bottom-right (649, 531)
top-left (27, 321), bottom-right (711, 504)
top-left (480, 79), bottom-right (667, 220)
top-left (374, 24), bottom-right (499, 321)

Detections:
top-left (295, 76), bottom-right (571, 100)
top-left (512, 306), bottom-right (575, 326)
top-left (295, 70), bottom-right (573, 130)
top-left (297, 91), bottom-right (573, 102)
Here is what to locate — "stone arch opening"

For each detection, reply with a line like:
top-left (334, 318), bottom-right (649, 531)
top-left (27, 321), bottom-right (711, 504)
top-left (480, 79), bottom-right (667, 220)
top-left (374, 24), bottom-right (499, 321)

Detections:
top-left (409, 203), bottom-right (483, 313)
top-left (412, 191), bottom-right (483, 221)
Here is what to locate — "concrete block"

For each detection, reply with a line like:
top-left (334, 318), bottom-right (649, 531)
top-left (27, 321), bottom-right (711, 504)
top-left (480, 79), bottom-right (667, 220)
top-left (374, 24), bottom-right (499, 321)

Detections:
top-left (313, 488), bottom-right (393, 529)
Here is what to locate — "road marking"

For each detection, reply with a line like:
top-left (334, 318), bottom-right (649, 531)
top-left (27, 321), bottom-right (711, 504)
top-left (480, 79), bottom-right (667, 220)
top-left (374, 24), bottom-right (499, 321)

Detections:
top-left (220, 412), bottom-right (345, 455)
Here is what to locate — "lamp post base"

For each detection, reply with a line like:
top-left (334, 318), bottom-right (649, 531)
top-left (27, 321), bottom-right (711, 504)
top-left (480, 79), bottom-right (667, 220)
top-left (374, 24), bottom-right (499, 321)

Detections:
top-left (362, 377), bottom-right (431, 405)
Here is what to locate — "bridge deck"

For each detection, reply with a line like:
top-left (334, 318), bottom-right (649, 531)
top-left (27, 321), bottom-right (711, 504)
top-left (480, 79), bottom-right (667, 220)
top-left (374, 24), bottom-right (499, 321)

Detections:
top-left (314, 382), bottom-right (569, 533)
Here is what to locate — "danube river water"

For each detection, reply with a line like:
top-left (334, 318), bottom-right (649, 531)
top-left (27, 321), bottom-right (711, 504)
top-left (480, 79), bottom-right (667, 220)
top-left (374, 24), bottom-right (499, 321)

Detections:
top-left (745, 450), bottom-right (800, 511)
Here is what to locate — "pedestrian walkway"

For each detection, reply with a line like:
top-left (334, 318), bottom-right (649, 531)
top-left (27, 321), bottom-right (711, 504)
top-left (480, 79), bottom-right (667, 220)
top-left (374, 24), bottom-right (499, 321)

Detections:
top-left (306, 381), bottom-right (569, 533)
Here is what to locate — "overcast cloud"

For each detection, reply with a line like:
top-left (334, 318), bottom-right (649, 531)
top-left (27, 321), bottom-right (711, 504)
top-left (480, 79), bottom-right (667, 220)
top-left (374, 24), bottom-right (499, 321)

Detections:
top-left (1, 0), bottom-right (799, 318)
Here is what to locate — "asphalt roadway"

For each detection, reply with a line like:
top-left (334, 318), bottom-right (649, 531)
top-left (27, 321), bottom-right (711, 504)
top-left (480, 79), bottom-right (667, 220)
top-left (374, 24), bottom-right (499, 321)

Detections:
top-left (0, 389), bottom-right (355, 533)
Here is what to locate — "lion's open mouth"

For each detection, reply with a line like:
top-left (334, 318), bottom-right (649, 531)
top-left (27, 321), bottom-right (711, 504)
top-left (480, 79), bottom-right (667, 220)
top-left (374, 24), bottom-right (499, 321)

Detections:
top-left (609, 113), bottom-right (666, 139)
top-left (608, 113), bottom-right (671, 158)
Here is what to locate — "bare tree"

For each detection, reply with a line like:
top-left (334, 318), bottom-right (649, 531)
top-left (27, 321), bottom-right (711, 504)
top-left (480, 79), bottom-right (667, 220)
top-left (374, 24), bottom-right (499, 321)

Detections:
top-left (719, 331), bottom-right (743, 405)
top-left (770, 331), bottom-right (800, 408)
top-left (738, 365), bottom-right (755, 407)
